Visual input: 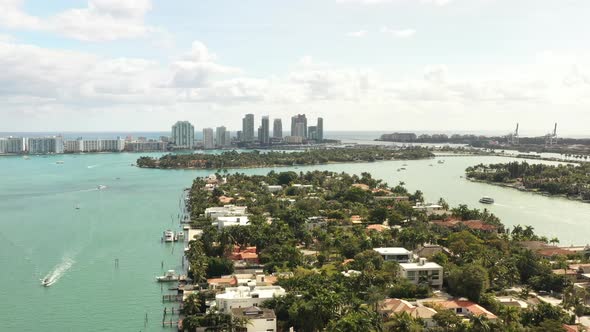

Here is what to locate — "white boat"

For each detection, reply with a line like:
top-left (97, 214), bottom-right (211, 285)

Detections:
top-left (437, 160), bottom-right (445, 164)
top-left (23, 156), bottom-right (30, 160)
top-left (479, 196), bottom-right (494, 204)
top-left (156, 270), bottom-right (179, 282)
top-left (176, 232), bottom-right (185, 240)
top-left (97, 185), bottom-right (107, 190)
top-left (164, 230), bottom-right (174, 242)
top-left (56, 161), bottom-right (64, 164)
top-left (41, 277), bottom-right (51, 287)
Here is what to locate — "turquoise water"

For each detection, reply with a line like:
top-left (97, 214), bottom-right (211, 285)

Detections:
top-left (1, 152), bottom-right (589, 331)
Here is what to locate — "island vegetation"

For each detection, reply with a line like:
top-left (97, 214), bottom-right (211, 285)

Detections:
top-left (466, 161), bottom-right (590, 201)
top-left (136, 147), bottom-right (434, 169)
top-left (179, 170), bottom-right (590, 331)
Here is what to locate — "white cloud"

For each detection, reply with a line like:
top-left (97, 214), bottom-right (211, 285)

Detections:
top-left (0, 0), bottom-right (156, 41)
top-left (347, 30), bottom-right (368, 38)
top-left (381, 27), bottom-right (416, 38)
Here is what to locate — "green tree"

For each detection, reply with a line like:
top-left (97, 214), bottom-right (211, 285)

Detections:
top-left (447, 264), bottom-right (489, 302)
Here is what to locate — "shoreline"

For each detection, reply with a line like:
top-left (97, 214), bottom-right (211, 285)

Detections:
top-left (465, 177), bottom-right (590, 204)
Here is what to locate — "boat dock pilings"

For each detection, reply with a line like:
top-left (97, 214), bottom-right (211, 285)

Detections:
top-left (162, 294), bottom-right (183, 302)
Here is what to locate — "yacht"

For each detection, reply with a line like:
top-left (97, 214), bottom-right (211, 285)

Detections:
top-left (479, 196), bottom-right (495, 204)
top-left (156, 270), bottom-right (179, 282)
top-left (164, 230), bottom-right (174, 242)
top-left (176, 231), bottom-right (185, 241)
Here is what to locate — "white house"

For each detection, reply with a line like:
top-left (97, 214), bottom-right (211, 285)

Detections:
top-left (399, 258), bottom-right (443, 288)
top-left (215, 286), bottom-right (286, 313)
top-left (205, 205), bottom-right (248, 219)
top-left (212, 216), bottom-right (250, 229)
top-left (373, 247), bottom-right (413, 263)
top-left (231, 306), bottom-right (277, 332)
top-left (266, 185), bottom-right (283, 193)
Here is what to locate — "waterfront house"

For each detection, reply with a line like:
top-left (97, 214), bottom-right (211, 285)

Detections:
top-left (207, 276), bottom-right (237, 290)
top-left (215, 286), bottom-right (286, 313)
top-left (427, 299), bottom-right (497, 320)
top-left (205, 205), bottom-right (248, 219)
top-left (399, 258), bottom-right (443, 288)
top-left (373, 247), bottom-right (413, 263)
top-left (430, 218), bottom-right (499, 233)
top-left (231, 306), bottom-right (277, 332)
top-left (212, 216), bottom-right (250, 229)
top-left (378, 298), bottom-right (437, 328)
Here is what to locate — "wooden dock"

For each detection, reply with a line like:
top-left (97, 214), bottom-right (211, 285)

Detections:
top-left (162, 294), bottom-right (183, 302)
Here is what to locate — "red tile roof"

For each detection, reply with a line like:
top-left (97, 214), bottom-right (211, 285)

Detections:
top-left (434, 300), bottom-right (497, 320)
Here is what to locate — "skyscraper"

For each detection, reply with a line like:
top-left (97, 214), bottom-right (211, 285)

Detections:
top-left (224, 131), bottom-right (231, 147)
top-left (171, 121), bottom-right (195, 148)
top-left (242, 114), bottom-right (255, 142)
top-left (273, 119), bottom-right (283, 138)
top-left (291, 114), bottom-right (307, 138)
top-left (308, 126), bottom-right (318, 140)
top-left (317, 117), bottom-right (324, 141)
top-left (203, 128), bottom-right (214, 149)
top-left (216, 126), bottom-right (227, 148)
top-left (260, 116), bottom-right (270, 145)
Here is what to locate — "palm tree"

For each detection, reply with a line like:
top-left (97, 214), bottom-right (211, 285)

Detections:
top-left (550, 237), bottom-right (560, 246)
top-left (499, 305), bottom-right (520, 327)
top-left (384, 312), bottom-right (423, 332)
top-left (469, 314), bottom-right (491, 332)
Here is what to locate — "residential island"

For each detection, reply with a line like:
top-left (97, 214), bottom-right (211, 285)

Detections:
top-left (466, 161), bottom-right (590, 203)
top-left (136, 147), bottom-right (435, 169)
top-left (167, 170), bottom-right (590, 331)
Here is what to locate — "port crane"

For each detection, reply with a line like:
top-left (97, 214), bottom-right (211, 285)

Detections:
top-left (507, 123), bottom-right (519, 145)
top-left (545, 123), bottom-right (558, 145)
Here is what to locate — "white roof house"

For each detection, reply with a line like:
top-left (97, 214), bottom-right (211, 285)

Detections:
top-left (399, 258), bottom-right (443, 288)
top-left (373, 247), bottom-right (413, 263)
top-left (216, 286), bottom-right (286, 313)
top-left (212, 216), bottom-right (250, 229)
top-left (205, 205), bottom-right (248, 219)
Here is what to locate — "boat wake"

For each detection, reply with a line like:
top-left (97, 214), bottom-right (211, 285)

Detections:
top-left (87, 164), bottom-right (100, 169)
top-left (41, 256), bottom-right (75, 287)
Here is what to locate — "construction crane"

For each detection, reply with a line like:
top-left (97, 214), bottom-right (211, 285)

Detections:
top-left (507, 123), bottom-right (519, 145)
top-left (545, 123), bottom-right (558, 145)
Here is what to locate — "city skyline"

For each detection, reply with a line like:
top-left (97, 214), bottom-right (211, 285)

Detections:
top-left (0, 1), bottom-right (589, 133)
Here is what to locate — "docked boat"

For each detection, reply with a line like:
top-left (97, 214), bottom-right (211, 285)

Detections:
top-left (156, 270), bottom-right (179, 282)
top-left (164, 230), bottom-right (174, 242)
top-left (176, 231), bottom-right (185, 241)
top-left (479, 196), bottom-right (494, 204)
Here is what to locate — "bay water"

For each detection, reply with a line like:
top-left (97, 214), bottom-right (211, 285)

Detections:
top-left (1, 152), bottom-right (589, 331)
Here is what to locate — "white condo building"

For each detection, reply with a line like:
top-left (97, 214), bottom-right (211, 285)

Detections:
top-left (373, 247), bottom-right (413, 263)
top-left (399, 258), bottom-right (443, 288)
top-left (171, 121), bottom-right (195, 148)
top-left (28, 137), bottom-right (64, 154)
top-left (0, 137), bottom-right (24, 154)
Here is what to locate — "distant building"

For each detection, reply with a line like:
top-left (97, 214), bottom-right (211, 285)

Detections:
top-left (203, 128), bottom-right (214, 149)
top-left (260, 116), bottom-right (270, 145)
top-left (171, 121), bottom-right (195, 148)
top-left (273, 119), bottom-right (283, 138)
top-left (216, 126), bottom-right (227, 148)
top-left (101, 139), bottom-right (125, 151)
top-left (308, 126), bottom-right (318, 140)
top-left (284, 136), bottom-right (303, 144)
top-left (125, 141), bottom-right (167, 152)
top-left (317, 117), bottom-right (324, 141)
top-left (242, 114), bottom-right (255, 142)
top-left (64, 139), bottom-right (125, 152)
top-left (224, 131), bottom-right (231, 147)
top-left (28, 137), bottom-right (64, 154)
top-left (291, 114), bottom-right (307, 138)
top-left (64, 140), bottom-right (83, 153)
top-left (0, 137), bottom-right (24, 154)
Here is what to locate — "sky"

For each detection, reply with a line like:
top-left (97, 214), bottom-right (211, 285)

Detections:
top-left (0, 0), bottom-right (589, 135)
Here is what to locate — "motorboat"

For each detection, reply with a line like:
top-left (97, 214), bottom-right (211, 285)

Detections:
top-left (23, 156), bottom-right (30, 160)
top-left (156, 270), bottom-right (179, 282)
top-left (437, 160), bottom-right (445, 164)
top-left (97, 185), bottom-right (107, 190)
top-left (479, 196), bottom-right (494, 204)
top-left (164, 230), bottom-right (174, 242)
top-left (41, 277), bottom-right (51, 287)
top-left (176, 232), bottom-right (185, 241)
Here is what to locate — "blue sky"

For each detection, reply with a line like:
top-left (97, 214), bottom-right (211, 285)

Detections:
top-left (1, 0), bottom-right (589, 135)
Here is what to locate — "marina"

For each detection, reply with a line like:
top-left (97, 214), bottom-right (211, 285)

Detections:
top-left (1, 151), bottom-right (590, 331)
